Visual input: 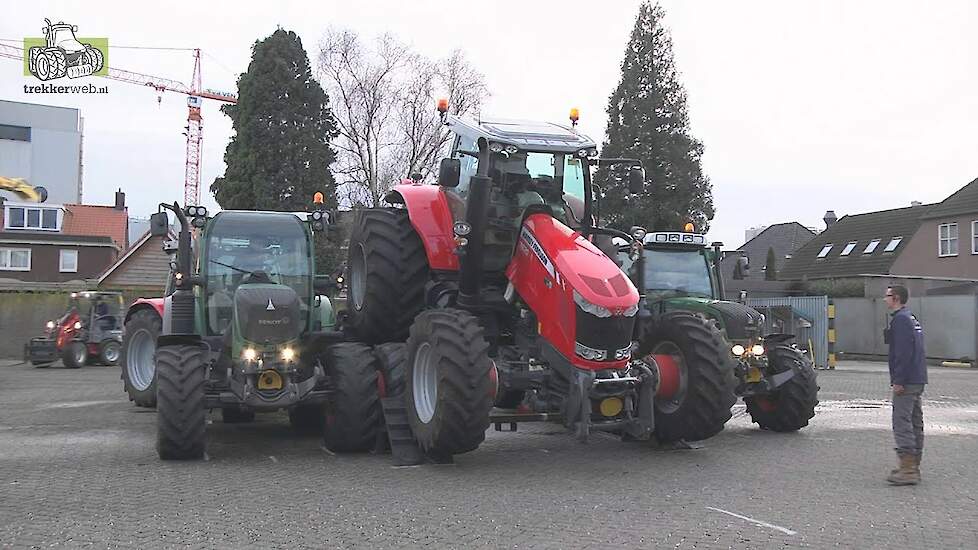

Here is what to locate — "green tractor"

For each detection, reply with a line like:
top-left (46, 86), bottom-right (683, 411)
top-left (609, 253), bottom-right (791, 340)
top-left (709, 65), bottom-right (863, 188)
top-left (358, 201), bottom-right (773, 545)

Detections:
top-left (619, 227), bottom-right (819, 432)
top-left (146, 201), bottom-right (382, 460)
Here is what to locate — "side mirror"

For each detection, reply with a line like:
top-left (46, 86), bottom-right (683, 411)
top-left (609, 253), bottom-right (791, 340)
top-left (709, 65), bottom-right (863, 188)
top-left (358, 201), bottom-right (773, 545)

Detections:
top-left (628, 166), bottom-right (645, 194)
top-left (438, 158), bottom-right (461, 188)
top-left (150, 212), bottom-right (169, 237)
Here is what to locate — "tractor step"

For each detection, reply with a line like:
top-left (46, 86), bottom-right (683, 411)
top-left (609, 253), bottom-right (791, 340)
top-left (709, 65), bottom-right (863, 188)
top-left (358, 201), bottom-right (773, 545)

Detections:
top-left (380, 396), bottom-right (426, 466)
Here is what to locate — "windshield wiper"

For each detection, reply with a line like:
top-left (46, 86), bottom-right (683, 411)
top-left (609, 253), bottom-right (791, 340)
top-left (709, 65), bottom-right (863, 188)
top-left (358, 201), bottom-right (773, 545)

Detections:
top-left (209, 259), bottom-right (253, 275)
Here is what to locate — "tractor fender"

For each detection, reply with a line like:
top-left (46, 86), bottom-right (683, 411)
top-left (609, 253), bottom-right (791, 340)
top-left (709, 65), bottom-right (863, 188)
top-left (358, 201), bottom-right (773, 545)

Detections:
top-left (385, 184), bottom-right (460, 271)
top-left (125, 298), bottom-right (164, 325)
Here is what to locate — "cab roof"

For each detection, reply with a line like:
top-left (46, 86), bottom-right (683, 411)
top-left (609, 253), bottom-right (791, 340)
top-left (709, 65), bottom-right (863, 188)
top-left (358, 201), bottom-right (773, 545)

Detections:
top-left (446, 114), bottom-right (597, 154)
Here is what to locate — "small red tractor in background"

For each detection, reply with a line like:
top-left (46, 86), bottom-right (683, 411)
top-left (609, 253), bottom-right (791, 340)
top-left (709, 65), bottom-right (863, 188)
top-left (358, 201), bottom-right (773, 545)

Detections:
top-left (26, 291), bottom-right (123, 368)
top-left (349, 103), bottom-right (737, 462)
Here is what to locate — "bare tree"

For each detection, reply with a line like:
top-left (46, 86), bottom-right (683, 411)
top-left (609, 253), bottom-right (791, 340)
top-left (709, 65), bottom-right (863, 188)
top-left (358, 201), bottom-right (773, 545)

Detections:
top-left (318, 30), bottom-right (488, 207)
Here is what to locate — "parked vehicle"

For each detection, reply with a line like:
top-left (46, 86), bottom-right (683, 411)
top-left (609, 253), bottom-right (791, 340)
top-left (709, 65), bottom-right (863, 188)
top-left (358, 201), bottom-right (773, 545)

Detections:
top-left (620, 227), bottom-right (819, 432)
top-left (350, 102), bottom-right (737, 461)
top-left (26, 291), bottom-right (123, 368)
top-left (144, 199), bottom-right (378, 460)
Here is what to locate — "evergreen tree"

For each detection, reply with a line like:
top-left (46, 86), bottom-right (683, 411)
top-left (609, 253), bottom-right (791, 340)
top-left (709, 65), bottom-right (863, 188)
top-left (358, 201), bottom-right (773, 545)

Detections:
top-left (597, 2), bottom-right (713, 232)
top-left (765, 247), bottom-right (778, 281)
top-left (733, 258), bottom-right (744, 280)
top-left (211, 29), bottom-right (341, 273)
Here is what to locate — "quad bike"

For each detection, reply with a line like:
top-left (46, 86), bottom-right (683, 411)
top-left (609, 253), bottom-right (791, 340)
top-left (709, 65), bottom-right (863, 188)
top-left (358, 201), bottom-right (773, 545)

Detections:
top-left (349, 102), bottom-right (738, 462)
top-left (619, 227), bottom-right (819, 432)
top-left (145, 199), bottom-right (379, 460)
top-left (26, 291), bottom-right (123, 368)
top-left (28, 19), bottom-right (104, 81)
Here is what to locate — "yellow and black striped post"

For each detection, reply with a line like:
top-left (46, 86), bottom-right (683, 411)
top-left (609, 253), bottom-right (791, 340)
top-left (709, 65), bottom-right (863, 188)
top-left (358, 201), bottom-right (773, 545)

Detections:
top-left (827, 299), bottom-right (836, 369)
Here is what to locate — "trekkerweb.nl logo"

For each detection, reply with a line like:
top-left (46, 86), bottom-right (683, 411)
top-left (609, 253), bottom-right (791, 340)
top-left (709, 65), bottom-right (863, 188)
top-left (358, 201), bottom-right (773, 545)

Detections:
top-left (21, 18), bottom-right (108, 94)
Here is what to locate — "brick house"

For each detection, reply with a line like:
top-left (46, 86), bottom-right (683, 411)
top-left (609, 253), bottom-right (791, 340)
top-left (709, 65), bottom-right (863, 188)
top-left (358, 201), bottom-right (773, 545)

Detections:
top-left (0, 190), bottom-right (128, 283)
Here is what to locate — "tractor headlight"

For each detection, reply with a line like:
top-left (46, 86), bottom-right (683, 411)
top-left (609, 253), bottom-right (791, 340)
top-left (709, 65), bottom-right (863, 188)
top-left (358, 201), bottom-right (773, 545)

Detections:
top-left (311, 211), bottom-right (323, 221)
top-left (731, 344), bottom-right (745, 357)
top-left (73, 321), bottom-right (82, 330)
top-left (46, 320), bottom-right (55, 330)
top-left (242, 348), bottom-right (257, 362)
top-left (750, 344), bottom-right (765, 356)
top-left (573, 290), bottom-right (638, 318)
top-left (453, 221), bottom-right (471, 236)
top-left (489, 142), bottom-right (505, 153)
top-left (575, 341), bottom-right (607, 362)
top-left (281, 347), bottom-right (295, 362)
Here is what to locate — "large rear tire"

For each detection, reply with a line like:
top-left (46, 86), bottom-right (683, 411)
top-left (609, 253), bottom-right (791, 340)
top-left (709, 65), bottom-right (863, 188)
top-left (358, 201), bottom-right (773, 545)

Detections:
top-left (746, 346), bottom-right (819, 432)
top-left (638, 312), bottom-right (737, 443)
top-left (406, 309), bottom-right (493, 456)
top-left (322, 342), bottom-right (383, 452)
top-left (156, 344), bottom-right (207, 460)
top-left (346, 209), bottom-right (429, 344)
top-left (374, 342), bottom-right (406, 399)
top-left (121, 309), bottom-right (161, 407)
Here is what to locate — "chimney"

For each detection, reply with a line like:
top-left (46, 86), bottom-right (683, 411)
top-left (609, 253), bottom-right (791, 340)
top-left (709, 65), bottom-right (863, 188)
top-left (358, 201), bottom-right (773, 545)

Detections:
top-left (114, 188), bottom-right (125, 210)
top-left (823, 210), bottom-right (837, 228)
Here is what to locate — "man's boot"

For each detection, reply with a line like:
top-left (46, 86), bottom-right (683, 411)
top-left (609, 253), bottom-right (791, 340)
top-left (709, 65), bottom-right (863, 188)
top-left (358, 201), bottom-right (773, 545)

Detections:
top-left (887, 452), bottom-right (920, 485)
top-left (891, 452), bottom-right (923, 478)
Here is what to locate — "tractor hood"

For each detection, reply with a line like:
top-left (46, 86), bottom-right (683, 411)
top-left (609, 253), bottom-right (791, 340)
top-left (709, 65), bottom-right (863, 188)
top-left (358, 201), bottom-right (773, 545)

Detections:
top-left (658, 297), bottom-right (764, 341)
top-left (234, 284), bottom-right (301, 345)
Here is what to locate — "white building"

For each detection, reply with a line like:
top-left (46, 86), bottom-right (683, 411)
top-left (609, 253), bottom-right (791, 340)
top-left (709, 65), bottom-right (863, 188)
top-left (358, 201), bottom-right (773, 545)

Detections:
top-left (0, 100), bottom-right (83, 205)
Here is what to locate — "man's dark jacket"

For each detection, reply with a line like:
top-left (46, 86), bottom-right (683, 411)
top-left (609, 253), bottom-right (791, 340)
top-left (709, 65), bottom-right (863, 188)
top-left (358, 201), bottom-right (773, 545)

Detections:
top-left (888, 307), bottom-right (928, 385)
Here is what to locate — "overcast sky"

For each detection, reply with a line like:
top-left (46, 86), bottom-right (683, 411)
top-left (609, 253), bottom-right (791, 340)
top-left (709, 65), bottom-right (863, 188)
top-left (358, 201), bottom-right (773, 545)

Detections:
top-left (3, 0), bottom-right (976, 248)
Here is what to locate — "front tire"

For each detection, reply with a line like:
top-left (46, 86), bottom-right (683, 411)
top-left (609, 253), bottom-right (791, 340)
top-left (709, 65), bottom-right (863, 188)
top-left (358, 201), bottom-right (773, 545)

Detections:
top-left (62, 341), bottom-right (87, 369)
top-left (121, 309), bottom-right (161, 407)
top-left (745, 346), bottom-right (819, 432)
top-left (638, 312), bottom-right (737, 443)
top-left (322, 343), bottom-right (383, 452)
top-left (406, 309), bottom-right (493, 456)
top-left (346, 209), bottom-right (428, 344)
top-left (156, 344), bottom-right (207, 460)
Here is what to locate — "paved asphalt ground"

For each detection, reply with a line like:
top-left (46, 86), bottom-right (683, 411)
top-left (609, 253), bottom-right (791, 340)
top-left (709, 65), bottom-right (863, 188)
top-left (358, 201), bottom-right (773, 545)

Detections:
top-left (0, 359), bottom-right (976, 549)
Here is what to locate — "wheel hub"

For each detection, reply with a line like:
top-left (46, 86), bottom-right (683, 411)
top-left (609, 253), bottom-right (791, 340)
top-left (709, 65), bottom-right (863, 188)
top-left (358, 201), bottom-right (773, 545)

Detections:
top-left (412, 342), bottom-right (438, 424)
top-left (350, 244), bottom-right (367, 311)
top-left (650, 342), bottom-right (689, 414)
top-left (127, 329), bottom-right (156, 391)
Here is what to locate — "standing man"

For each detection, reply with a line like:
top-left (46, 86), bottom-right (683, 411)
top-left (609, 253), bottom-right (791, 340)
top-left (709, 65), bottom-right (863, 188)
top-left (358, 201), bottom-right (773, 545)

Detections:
top-left (884, 285), bottom-right (927, 485)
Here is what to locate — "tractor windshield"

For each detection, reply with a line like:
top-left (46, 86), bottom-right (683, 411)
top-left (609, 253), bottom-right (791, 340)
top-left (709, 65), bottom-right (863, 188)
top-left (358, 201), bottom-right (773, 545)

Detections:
top-left (638, 248), bottom-right (715, 299)
top-left (452, 135), bottom-right (586, 200)
top-left (203, 212), bottom-right (311, 334)
top-left (51, 27), bottom-right (82, 50)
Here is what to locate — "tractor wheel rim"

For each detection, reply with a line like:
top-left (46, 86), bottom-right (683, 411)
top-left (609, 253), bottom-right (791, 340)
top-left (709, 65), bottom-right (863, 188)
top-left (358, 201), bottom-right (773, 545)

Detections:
top-left (652, 341), bottom-right (688, 414)
top-left (412, 342), bottom-right (437, 424)
top-left (37, 56), bottom-right (49, 78)
top-left (127, 329), bottom-right (155, 391)
top-left (74, 344), bottom-right (86, 365)
top-left (350, 244), bottom-right (367, 311)
top-left (103, 343), bottom-right (120, 363)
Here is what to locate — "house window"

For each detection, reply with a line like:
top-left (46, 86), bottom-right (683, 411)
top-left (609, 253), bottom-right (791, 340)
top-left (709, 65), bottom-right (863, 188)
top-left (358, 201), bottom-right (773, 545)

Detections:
top-left (883, 236), bottom-right (902, 253)
top-left (59, 249), bottom-right (78, 273)
top-left (972, 221), bottom-right (978, 254)
top-left (0, 248), bottom-right (31, 271)
top-left (0, 124), bottom-right (31, 142)
top-left (840, 241), bottom-right (858, 256)
top-left (939, 223), bottom-right (958, 257)
top-left (863, 239), bottom-right (881, 254)
top-left (3, 205), bottom-right (61, 231)
top-left (817, 244), bottom-right (833, 258)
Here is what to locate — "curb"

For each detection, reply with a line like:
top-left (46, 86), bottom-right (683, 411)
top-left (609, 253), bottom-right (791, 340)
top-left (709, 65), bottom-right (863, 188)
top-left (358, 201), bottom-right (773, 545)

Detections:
top-left (939, 361), bottom-right (974, 369)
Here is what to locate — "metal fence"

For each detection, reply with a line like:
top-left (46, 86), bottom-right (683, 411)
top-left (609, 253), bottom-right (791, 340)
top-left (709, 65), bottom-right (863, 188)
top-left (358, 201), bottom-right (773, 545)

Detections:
top-left (747, 296), bottom-right (830, 368)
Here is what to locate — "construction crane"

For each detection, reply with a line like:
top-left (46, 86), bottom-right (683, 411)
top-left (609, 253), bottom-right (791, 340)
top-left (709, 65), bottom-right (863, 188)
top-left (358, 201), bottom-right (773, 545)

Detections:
top-left (0, 176), bottom-right (47, 203)
top-left (0, 43), bottom-right (236, 206)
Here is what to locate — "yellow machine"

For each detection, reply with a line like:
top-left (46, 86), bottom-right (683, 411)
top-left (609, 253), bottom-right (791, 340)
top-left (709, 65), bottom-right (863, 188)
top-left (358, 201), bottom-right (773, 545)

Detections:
top-left (0, 177), bottom-right (48, 202)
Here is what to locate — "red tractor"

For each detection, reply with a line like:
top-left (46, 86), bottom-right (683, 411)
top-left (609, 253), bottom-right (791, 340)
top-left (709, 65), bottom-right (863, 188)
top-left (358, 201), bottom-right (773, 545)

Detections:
top-left (26, 291), bottom-right (123, 368)
top-left (349, 104), bottom-right (736, 461)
